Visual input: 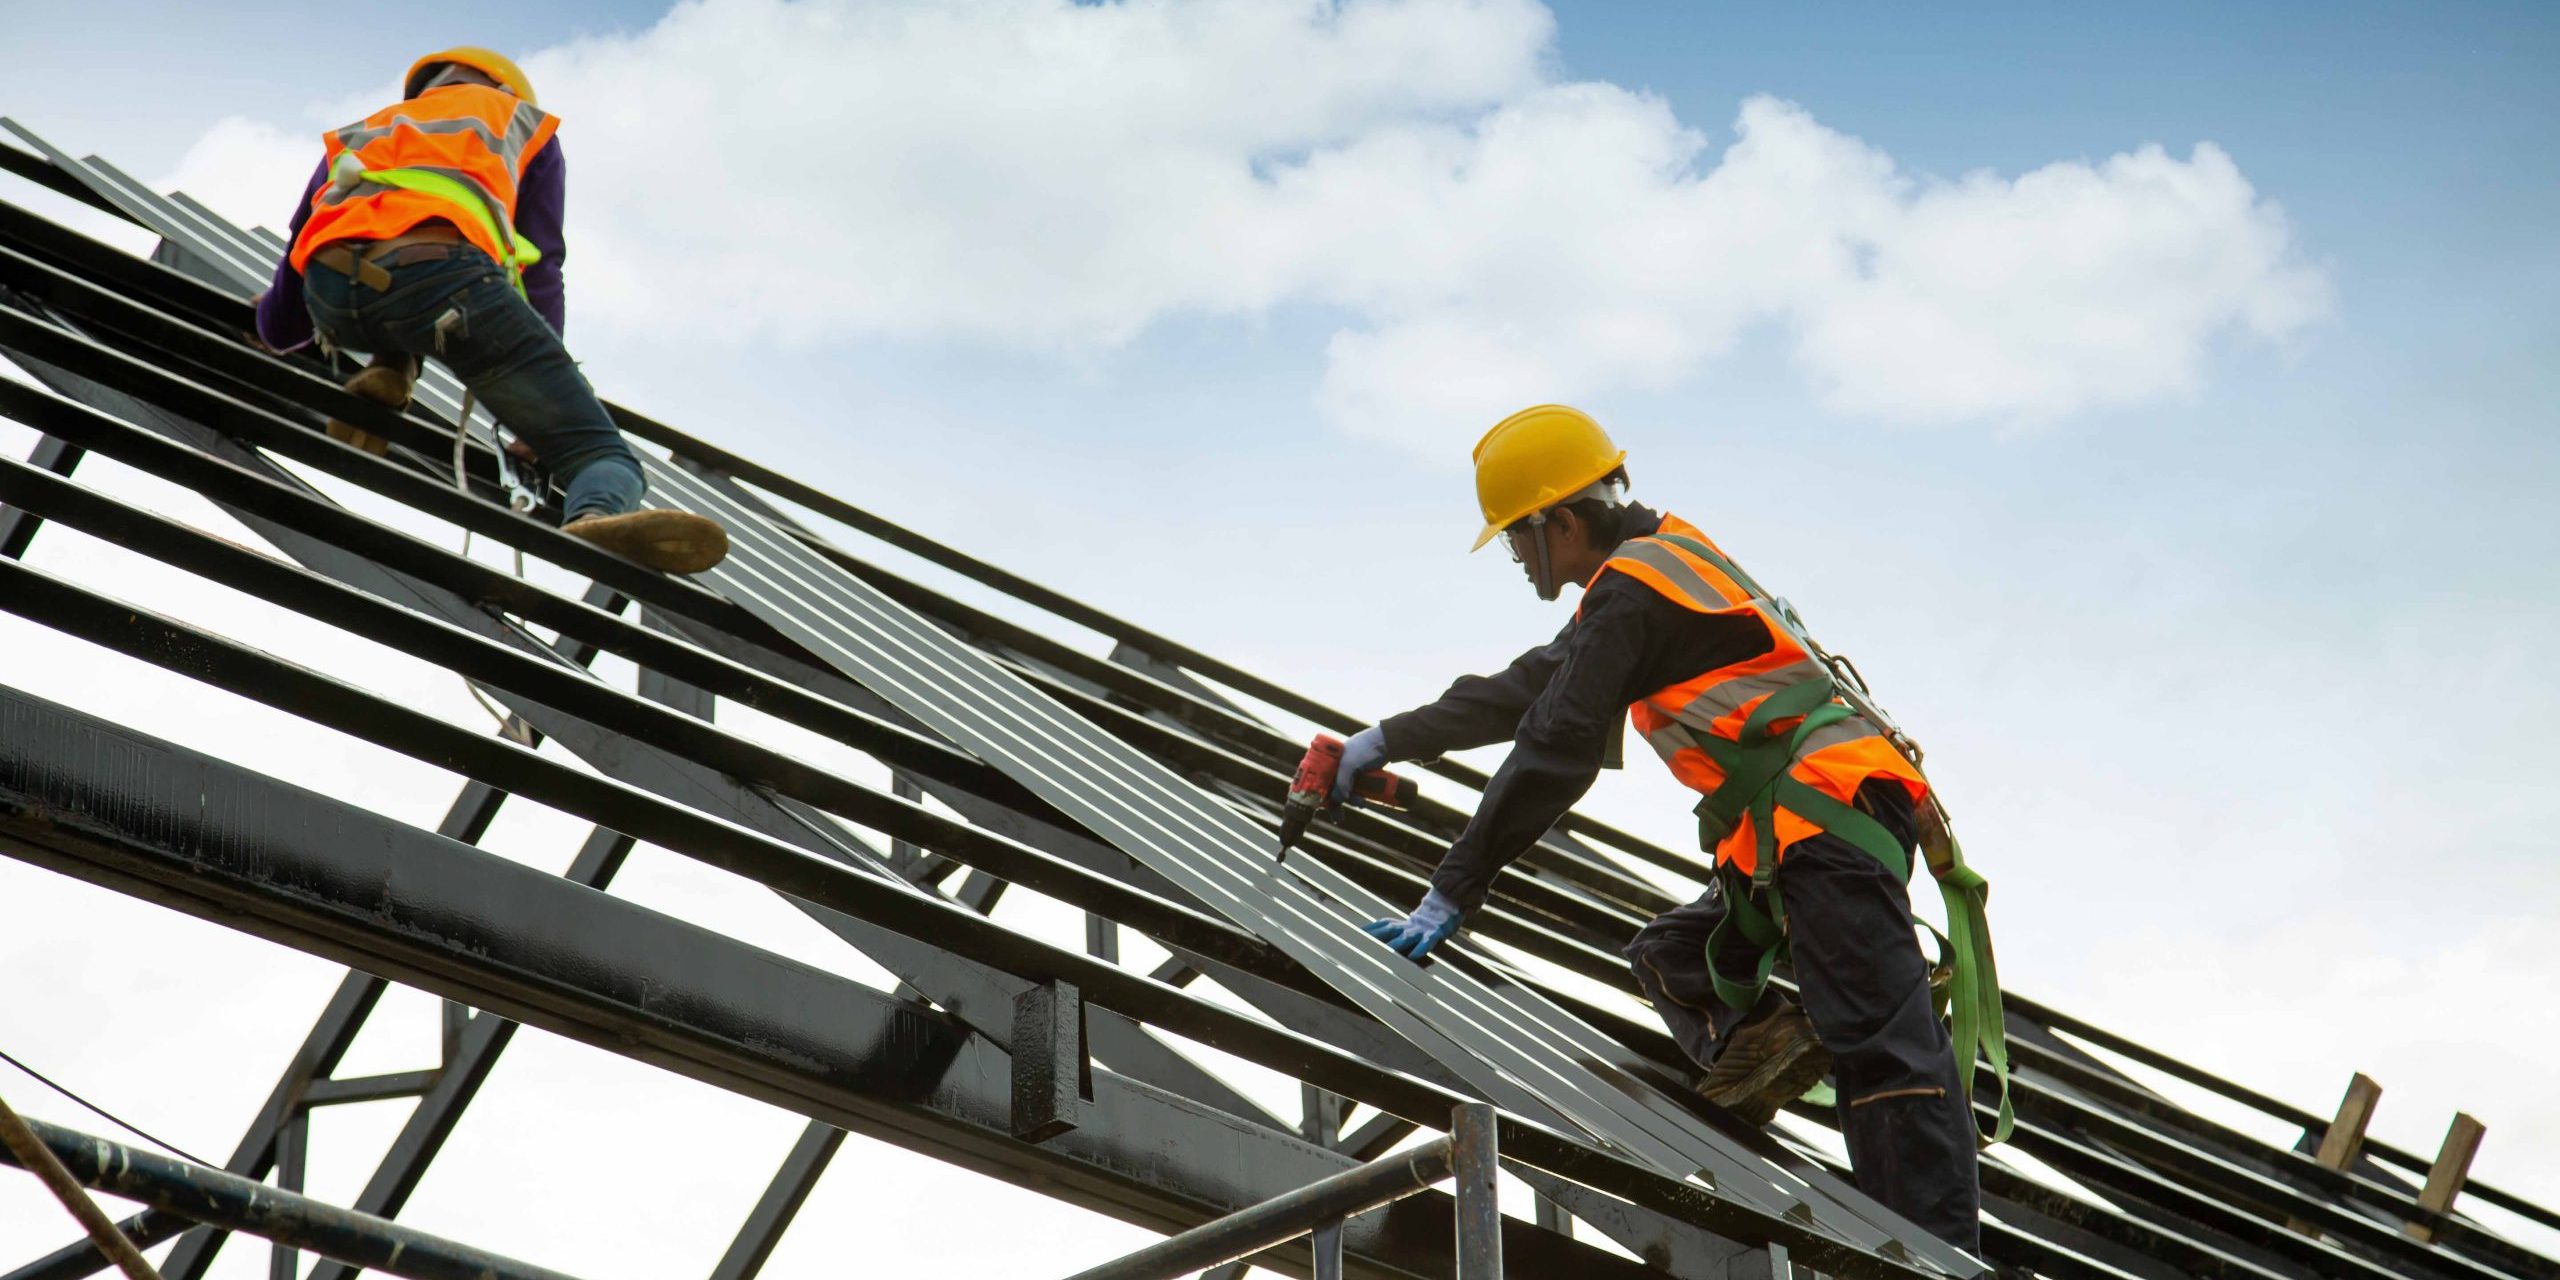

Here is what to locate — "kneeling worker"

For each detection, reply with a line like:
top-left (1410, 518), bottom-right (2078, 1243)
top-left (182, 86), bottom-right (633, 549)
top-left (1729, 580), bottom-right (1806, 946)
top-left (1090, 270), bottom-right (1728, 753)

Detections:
top-left (252, 48), bottom-right (728, 574)
top-left (1350, 404), bottom-right (1982, 1250)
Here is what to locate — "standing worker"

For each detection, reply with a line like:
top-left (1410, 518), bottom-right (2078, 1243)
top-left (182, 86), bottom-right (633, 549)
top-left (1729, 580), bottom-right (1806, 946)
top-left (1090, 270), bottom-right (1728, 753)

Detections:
top-left (1345, 404), bottom-right (1990, 1251)
top-left (251, 48), bottom-right (729, 574)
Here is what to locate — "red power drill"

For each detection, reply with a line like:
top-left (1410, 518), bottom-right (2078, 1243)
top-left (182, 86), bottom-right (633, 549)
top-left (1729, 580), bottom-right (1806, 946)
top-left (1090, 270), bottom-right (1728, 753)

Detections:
top-left (1277, 733), bottom-right (1417, 861)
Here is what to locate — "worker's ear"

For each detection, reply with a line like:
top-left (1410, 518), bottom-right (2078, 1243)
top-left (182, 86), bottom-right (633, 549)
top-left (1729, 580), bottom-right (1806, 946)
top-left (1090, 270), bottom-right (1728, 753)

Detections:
top-left (1549, 504), bottom-right (1591, 553)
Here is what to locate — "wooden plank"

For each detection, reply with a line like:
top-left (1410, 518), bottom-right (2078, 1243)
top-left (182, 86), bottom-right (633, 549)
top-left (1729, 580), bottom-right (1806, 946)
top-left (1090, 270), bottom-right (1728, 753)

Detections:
top-left (2407, 1113), bottom-right (2487, 1242)
top-left (2291, 1073), bottom-right (2384, 1236)
top-left (2316, 1073), bottom-right (2385, 1170)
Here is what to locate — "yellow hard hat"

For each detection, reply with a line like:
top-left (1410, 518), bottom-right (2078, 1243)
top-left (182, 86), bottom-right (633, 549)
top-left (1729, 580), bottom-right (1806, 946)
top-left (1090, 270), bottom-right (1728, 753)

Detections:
top-left (1469, 404), bottom-right (1628, 551)
top-left (405, 47), bottom-right (537, 106)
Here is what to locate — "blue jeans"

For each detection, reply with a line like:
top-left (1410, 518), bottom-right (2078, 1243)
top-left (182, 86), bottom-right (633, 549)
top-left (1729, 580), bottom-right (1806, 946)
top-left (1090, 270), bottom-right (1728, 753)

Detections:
top-left (304, 243), bottom-right (643, 520)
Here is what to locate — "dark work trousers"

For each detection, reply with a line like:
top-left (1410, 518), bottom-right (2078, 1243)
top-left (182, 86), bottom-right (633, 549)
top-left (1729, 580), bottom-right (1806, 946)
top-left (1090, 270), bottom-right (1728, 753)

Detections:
top-left (303, 243), bottom-right (645, 521)
top-left (1623, 789), bottom-right (1982, 1252)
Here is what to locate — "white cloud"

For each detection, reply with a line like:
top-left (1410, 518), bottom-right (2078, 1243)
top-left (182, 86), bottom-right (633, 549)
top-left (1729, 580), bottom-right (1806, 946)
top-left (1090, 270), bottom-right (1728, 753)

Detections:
top-left (156, 115), bottom-right (329, 239)
top-left (159, 0), bottom-right (2326, 452)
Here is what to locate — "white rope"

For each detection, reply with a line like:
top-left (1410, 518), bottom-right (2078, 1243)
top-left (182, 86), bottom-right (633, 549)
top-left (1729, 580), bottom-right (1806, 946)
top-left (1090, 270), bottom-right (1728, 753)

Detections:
top-left (449, 386), bottom-right (534, 746)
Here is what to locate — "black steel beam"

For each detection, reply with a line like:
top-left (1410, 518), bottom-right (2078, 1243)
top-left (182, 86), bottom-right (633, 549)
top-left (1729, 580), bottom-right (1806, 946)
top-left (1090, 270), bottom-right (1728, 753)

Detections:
top-left (299, 1073), bottom-right (441, 1108)
top-left (707, 1122), bottom-right (845, 1280)
top-left (0, 369), bottom-right (1056, 833)
top-left (0, 238), bottom-right (1679, 1039)
top-left (0, 375), bottom-right (623, 1280)
top-left (0, 388), bottom-right (1655, 1157)
top-left (2007, 992), bottom-right (2560, 1246)
top-left (12, 774), bottom-right (518, 1280)
top-left (0, 290), bottom-right (1666, 984)
top-left (0, 317), bottom-right (1606, 1012)
top-left (0, 441), bottom-right (1312, 1002)
top-left (2003, 1084), bottom-right (2517, 1280)
top-left (296, 828), bottom-right (636, 1280)
top-left (0, 363), bottom-right (1331, 1280)
top-left (0, 209), bottom-right (1682, 920)
top-left (0, 433), bottom-right (79, 558)
top-left (0, 307), bottom-right (1379, 1269)
top-left (0, 682), bottom-right (1697, 1280)
top-left (0, 145), bottom-right (124, 219)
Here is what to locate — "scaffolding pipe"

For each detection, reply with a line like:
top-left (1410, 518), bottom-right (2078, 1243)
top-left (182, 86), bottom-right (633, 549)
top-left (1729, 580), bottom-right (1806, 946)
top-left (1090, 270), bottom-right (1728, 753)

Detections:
top-left (0, 1094), bottom-right (159, 1280)
top-left (1062, 1105), bottom-right (1506, 1280)
top-left (1451, 1103), bottom-right (1504, 1278)
top-left (0, 1115), bottom-right (587, 1280)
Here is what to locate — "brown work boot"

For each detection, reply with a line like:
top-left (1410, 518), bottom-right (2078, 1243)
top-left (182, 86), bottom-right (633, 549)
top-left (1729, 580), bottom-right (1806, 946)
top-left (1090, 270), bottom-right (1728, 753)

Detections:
top-left (1698, 1004), bottom-right (1832, 1126)
top-left (326, 357), bottom-right (415, 455)
top-left (562, 509), bottom-right (731, 574)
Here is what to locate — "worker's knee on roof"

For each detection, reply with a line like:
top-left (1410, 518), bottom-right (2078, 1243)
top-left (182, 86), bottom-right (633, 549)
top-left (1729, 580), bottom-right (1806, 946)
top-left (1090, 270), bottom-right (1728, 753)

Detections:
top-left (1818, 993), bottom-right (1957, 1101)
top-left (1623, 934), bottom-right (1722, 1014)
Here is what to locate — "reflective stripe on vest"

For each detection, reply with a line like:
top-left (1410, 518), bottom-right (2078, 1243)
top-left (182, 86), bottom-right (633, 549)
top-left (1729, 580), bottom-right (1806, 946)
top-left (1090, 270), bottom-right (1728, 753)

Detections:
top-left (289, 84), bottom-right (558, 288)
top-left (1589, 512), bottom-right (1922, 877)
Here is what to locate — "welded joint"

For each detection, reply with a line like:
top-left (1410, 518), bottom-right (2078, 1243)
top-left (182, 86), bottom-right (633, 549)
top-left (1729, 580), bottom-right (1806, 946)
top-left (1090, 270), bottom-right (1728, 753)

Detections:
top-left (1011, 979), bottom-right (1092, 1144)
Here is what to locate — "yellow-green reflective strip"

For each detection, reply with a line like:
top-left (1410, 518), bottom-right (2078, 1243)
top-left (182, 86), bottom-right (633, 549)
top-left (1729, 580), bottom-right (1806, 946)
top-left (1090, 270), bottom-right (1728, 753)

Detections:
top-left (338, 165), bottom-right (542, 288)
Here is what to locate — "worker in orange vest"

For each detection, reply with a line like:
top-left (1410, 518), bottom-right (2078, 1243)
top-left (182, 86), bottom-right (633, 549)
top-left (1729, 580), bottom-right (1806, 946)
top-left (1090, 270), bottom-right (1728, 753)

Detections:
top-left (1348, 404), bottom-right (1985, 1251)
top-left (252, 48), bottom-right (728, 574)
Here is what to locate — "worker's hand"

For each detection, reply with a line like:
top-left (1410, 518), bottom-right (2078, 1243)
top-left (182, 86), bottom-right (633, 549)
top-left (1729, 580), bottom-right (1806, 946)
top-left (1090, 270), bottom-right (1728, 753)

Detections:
top-left (241, 299), bottom-right (279, 353)
top-left (1327, 725), bottom-right (1388, 807)
top-left (1361, 887), bottom-right (1462, 961)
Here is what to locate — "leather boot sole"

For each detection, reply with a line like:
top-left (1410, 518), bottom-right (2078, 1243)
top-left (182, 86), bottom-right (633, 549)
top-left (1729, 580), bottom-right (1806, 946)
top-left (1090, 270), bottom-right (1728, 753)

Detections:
top-left (563, 509), bottom-right (730, 575)
top-left (1700, 1010), bottom-right (1835, 1127)
top-left (327, 364), bottom-right (413, 456)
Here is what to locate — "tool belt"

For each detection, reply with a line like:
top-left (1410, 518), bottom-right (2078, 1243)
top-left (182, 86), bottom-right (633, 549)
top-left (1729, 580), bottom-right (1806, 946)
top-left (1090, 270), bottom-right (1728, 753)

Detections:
top-left (312, 222), bottom-right (467, 291)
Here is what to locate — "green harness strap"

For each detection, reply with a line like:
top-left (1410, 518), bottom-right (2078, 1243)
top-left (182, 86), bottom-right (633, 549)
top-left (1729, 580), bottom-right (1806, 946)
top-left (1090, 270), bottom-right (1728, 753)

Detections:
top-left (1653, 548), bottom-right (2014, 1143)
top-left (1929, 824), bottom-right (2012, 1144)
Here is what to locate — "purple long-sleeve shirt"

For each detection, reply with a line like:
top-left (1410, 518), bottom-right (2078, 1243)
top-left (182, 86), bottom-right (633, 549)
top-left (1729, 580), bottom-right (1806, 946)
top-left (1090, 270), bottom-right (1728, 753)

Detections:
top-left (253, 141), bottom-right (568, 351)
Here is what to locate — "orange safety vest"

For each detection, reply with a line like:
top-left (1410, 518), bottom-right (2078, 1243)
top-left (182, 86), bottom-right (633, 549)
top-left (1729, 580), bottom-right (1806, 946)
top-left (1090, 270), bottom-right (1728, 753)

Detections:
top-left (288, 83), bottom-right (559, 279)
top-left (1589, 512), bottom-right (1927, 878)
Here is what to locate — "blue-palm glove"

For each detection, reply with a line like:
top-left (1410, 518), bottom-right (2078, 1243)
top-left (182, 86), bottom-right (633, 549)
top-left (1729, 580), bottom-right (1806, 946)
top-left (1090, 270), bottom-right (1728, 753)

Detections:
top-left (1328, 725), bottom-right (1389, 807)
top-left (1362, 887), bottom-right (1463, 961)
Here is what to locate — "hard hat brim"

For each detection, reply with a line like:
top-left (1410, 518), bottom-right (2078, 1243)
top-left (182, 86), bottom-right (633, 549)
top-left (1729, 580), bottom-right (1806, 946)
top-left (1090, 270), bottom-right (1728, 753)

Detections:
top-left (1469, 449), bottom-right (1626, 552)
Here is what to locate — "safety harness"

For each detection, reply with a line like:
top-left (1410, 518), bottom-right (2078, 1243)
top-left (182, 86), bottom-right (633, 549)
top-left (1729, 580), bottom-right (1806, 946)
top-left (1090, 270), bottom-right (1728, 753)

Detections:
top-left (1649, 531), bottom-right (2013, 1146)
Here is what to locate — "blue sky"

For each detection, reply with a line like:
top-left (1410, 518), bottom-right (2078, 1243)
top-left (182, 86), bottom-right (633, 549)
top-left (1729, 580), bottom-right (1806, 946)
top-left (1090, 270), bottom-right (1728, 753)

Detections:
top-left (3, 1), bottom-right (2557, 1272)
